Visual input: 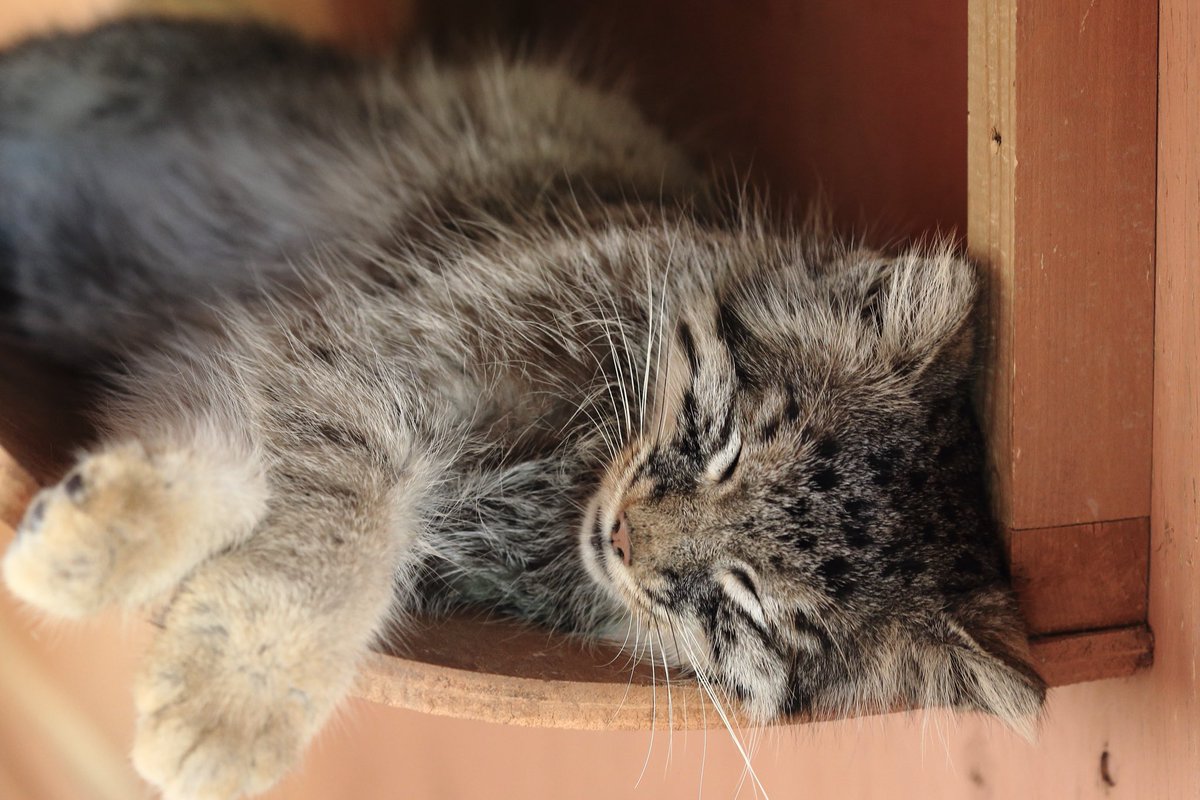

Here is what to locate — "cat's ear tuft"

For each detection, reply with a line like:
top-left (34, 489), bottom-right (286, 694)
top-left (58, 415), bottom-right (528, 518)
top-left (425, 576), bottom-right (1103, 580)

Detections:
top-left (844, 249), bottom-right (981, 388)
top-left (921, 590), bottom-right (1047, 739)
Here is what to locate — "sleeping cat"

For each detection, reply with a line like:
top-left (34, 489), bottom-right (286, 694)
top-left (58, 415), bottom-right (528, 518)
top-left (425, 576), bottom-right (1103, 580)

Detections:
top-left (0, 17), bottom-right (1044, 800)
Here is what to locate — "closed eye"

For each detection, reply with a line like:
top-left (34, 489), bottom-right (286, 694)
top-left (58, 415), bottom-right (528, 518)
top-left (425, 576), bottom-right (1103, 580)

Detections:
top-left (705, 431), bottom-right (743, 484)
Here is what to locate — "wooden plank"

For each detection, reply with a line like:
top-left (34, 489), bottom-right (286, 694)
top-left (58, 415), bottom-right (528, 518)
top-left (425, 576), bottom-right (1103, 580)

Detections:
top-left (1028, 626), bottom-right (1153, 687)
top-left (1011, 0), bottom-right (1157, 528)
top-left (1010, 518), bottom-right (1149, 636)
top-left (1142, 0), bottom-right (1200, 793)
top-left (969, 0), bottom-right (1157, 531)
top-left (356, 640), bottom-right (727, 732)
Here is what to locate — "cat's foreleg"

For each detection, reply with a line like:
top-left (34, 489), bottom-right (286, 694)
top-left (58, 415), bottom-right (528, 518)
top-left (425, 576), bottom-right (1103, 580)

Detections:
top-left (128, 455), bottom-right (432, 799)
top-left (4, 397), bottom-right (437, 799)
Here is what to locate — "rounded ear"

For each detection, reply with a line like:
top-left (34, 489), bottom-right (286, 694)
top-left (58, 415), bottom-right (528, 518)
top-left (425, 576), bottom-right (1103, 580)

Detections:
top-left (921, 591), bottom-right (1047, 738)
top-left (837, 248), bottom-right (981, 392)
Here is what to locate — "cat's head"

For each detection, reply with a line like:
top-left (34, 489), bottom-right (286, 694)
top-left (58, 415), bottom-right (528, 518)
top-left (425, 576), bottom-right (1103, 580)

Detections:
top-left (579, 243), bottom-right (1046, 733)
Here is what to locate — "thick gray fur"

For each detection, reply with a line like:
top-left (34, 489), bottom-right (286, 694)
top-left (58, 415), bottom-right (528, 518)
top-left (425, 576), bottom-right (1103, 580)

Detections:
top-left (0, 18), bottom-right (1044, 799)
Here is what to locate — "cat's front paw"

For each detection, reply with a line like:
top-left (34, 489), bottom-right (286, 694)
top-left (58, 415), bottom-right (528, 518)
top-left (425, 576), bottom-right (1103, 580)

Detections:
top-left (2, 440), bottom-right (266, 617)
top-left (3, 443), bottom-right (178, 615)
top-left (129, 560), bottom-right (342, 800)
top-left (132, 673), bottom-right (308, 800)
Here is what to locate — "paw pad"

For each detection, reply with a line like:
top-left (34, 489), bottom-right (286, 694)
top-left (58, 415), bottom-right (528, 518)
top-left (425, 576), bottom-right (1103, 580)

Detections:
top-left (64, 470), bottom-right (86, 500)
top-left (3, 445), bottom-right (200, 616)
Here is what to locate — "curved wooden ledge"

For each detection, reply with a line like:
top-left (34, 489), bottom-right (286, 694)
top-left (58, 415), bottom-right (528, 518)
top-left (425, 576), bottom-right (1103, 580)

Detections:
top-left (357, 616), bottom-right (731, 730)
top-left (0, 350), bottom-right (1153, 731)
top-left (346, 613), bottom-right (1153, 729)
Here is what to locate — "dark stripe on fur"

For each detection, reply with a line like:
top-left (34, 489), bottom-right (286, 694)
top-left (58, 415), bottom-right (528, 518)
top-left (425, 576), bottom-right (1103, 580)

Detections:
top-left (676, 320), bottom-right (699, 376)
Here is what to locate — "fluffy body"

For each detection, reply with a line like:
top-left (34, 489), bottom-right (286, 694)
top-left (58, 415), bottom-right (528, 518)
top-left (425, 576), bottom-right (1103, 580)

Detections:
top-left (0, 18), bottom-right (1044, 800)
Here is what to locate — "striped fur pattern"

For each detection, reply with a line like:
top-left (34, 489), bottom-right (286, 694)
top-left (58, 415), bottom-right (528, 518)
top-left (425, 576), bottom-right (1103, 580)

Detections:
top-left (0, 19), bottom-right (1044, 799)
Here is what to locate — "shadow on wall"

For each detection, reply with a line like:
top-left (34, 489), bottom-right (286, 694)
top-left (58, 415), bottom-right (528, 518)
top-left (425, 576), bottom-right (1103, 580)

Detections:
top-left (426, 0), bottom-right (969, 244)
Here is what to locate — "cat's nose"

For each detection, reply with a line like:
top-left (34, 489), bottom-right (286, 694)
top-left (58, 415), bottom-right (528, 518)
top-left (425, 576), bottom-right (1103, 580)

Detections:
top-left (610, 510), bottom-right (632, 566)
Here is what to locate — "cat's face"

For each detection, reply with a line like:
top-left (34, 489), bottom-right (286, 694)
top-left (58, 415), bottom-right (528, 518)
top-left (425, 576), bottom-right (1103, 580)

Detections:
top-left (579, 248), bottom-right (1045, 730)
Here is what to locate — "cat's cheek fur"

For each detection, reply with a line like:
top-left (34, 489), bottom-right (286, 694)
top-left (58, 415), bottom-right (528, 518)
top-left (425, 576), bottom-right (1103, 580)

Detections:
top-left (716, 639), bottom-right (791, 722)
top-left (577, 496), bottom-right (616, 596)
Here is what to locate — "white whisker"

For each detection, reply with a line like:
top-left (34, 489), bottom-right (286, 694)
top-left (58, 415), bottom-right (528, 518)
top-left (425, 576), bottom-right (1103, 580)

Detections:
top-left (635, 616), bottom-right (658, 789)
top-left (674, 625), bottom-right (770, 800)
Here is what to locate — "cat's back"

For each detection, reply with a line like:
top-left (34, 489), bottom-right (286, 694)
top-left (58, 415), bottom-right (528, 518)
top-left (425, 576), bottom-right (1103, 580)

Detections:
top-left (0, 18), bottom-right (703, 361)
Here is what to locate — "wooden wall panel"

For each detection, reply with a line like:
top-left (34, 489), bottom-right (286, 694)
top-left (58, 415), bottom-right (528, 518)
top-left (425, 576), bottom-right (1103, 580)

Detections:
top-left (1010, 0), bottom-right (1157, 529)
top-left (493, 0), bottom-right (969, 242)
top-left (1143, 0), bottom-right (1200, 791)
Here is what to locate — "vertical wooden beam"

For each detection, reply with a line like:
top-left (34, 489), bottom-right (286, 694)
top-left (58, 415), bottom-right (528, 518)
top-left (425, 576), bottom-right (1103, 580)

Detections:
top-left (969, 0), bottom-right (1156, 649)
top-left (1148, 0), bottom-right (1200, 791)
top-left (969, 0), bottom-right (1156, 533)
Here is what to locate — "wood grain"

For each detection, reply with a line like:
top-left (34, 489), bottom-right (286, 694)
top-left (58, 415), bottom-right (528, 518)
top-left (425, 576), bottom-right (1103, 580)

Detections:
top-left (1140, 0), bottom-right (1200, 792)
top-left (967, 0), bottom-right (1015, 532)
top-left (352, 617), bottom-right (1151, 730)
top-left (969, 0), bottom-right (1157, 531)
top-left (1029, 626), bottom-right (1153, 687)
